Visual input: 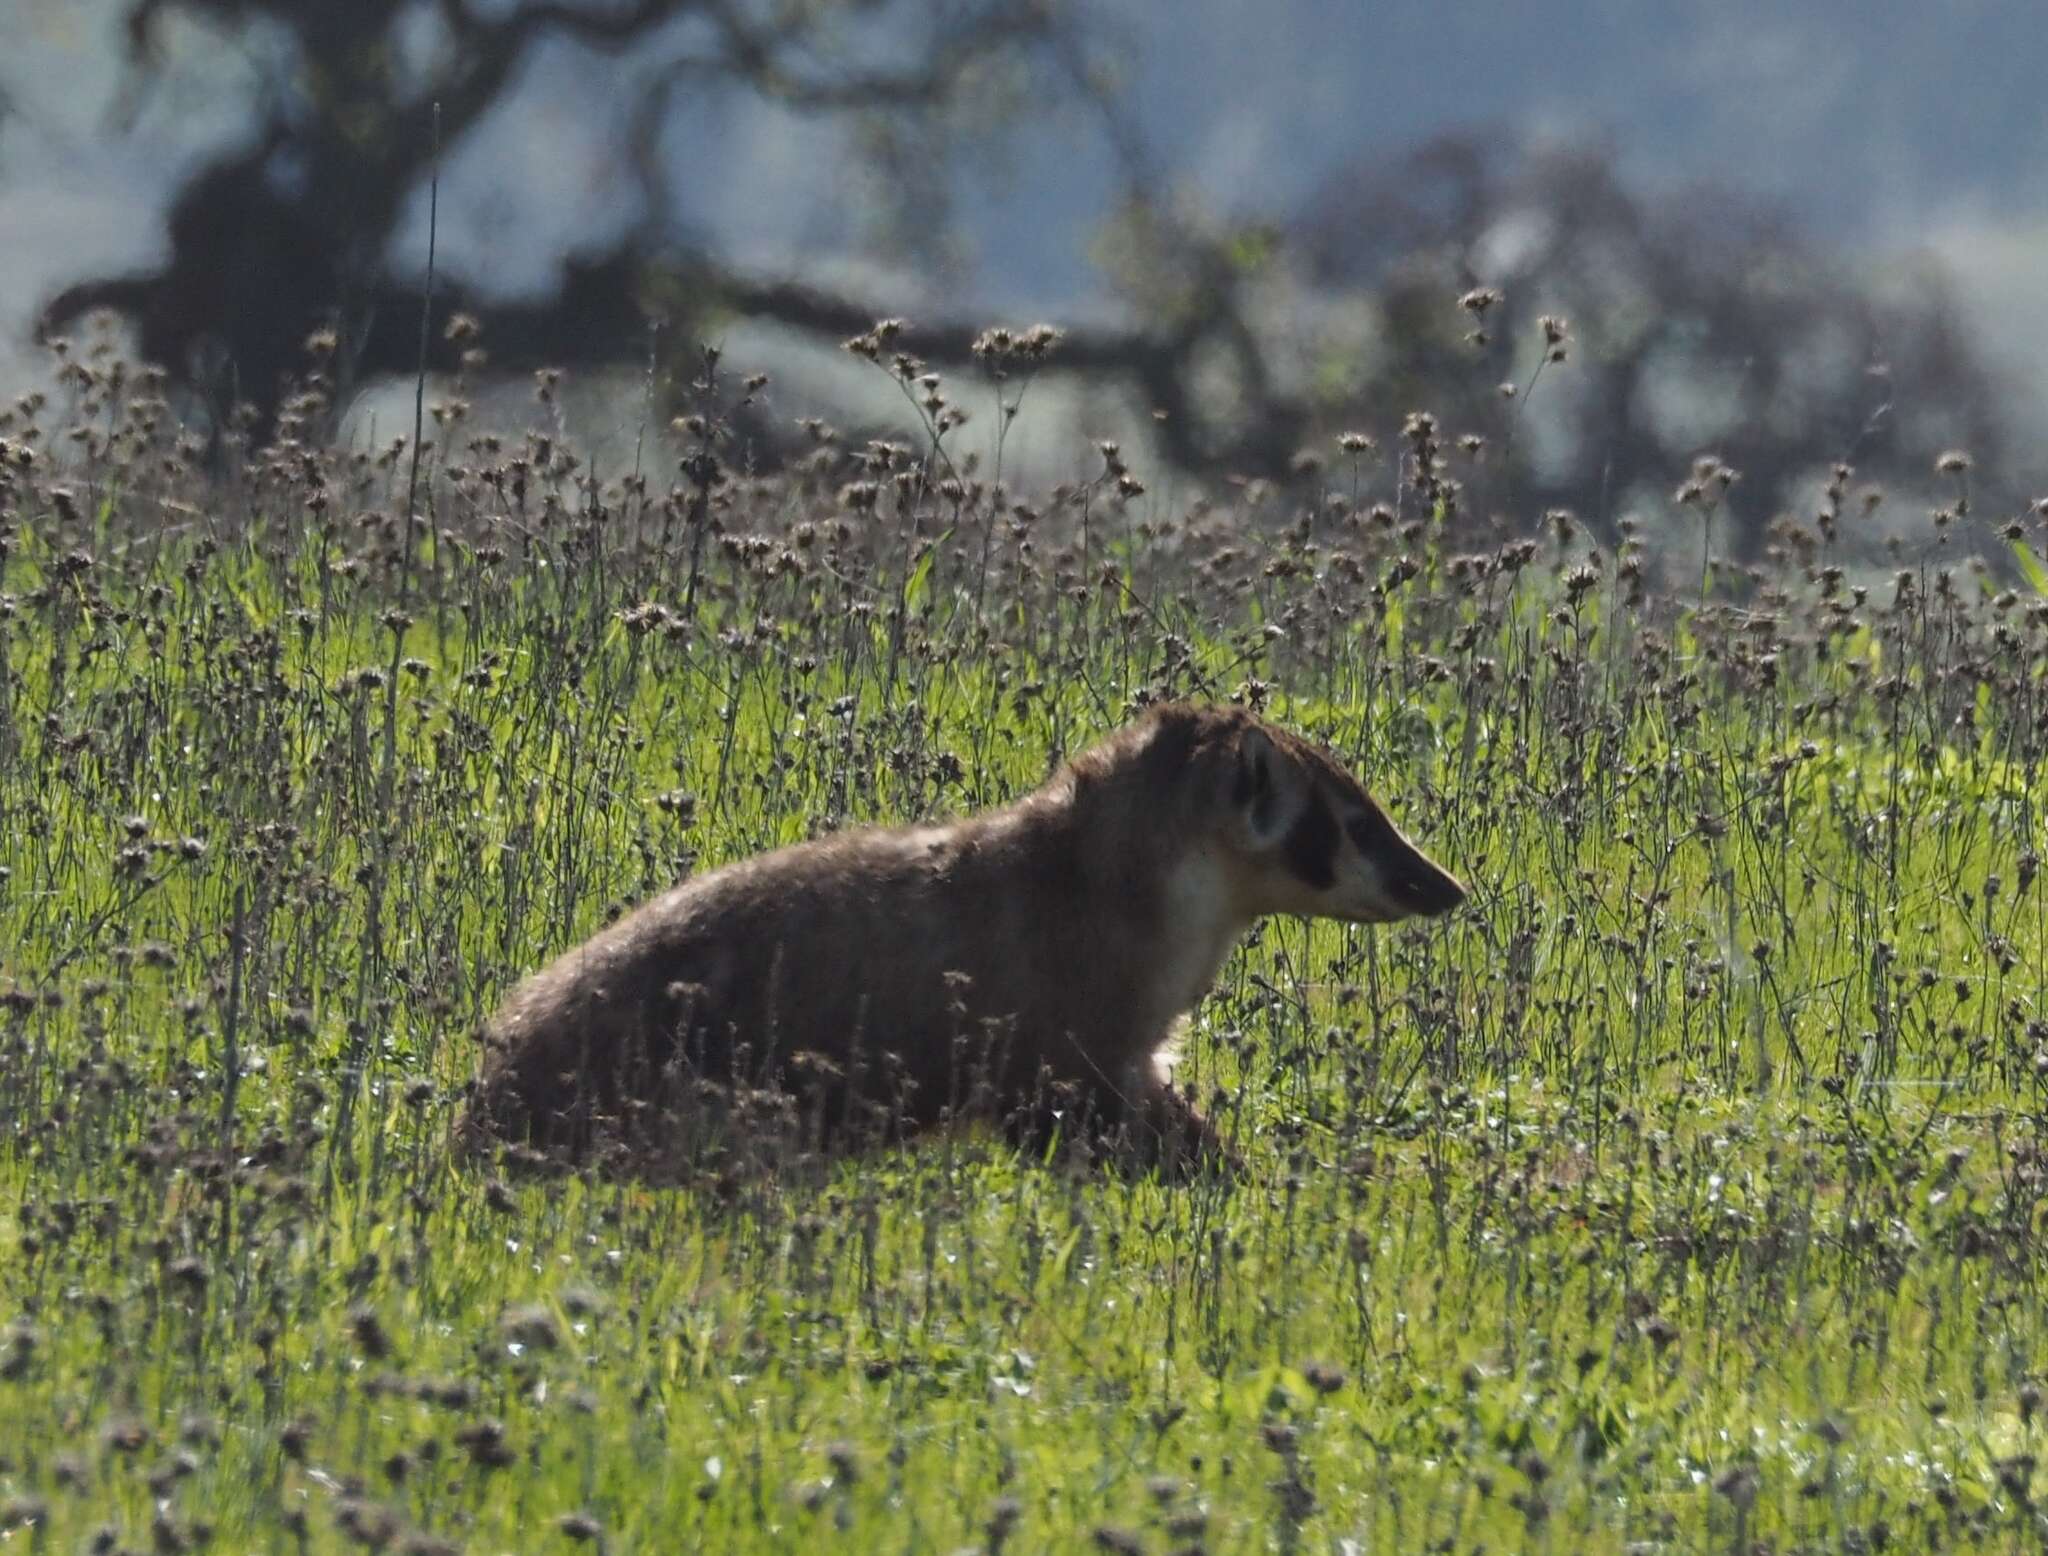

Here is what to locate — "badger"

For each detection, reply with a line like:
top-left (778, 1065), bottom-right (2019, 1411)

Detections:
top-left (458, 700), bottom-right (1465, 1178)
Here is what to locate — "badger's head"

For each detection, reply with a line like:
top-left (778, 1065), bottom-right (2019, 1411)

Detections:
top-left (1202, 712), bottom-right (1466, 925)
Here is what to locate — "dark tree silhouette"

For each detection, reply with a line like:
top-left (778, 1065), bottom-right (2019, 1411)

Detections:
top-left (33, 15), bottom-right (2009, 513)
top-left (37, 0), bottom-right (1309, 475)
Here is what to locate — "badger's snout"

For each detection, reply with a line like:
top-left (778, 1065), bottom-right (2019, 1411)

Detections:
top-left (1397, 863), bottom-right (1467, 918)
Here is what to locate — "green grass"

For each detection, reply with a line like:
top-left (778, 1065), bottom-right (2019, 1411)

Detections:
top-left (1, 361), bottom-right (2046, 1553)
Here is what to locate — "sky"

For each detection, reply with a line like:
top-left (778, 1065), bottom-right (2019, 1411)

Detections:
top-left (3, 0), bottom-right (2046, 445)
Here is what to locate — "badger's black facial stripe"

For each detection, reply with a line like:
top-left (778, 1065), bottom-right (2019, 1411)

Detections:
top-left (1344, 813), bottom-right (1385, 854)
top-left (1283, 792), bottom-right (1340, 890)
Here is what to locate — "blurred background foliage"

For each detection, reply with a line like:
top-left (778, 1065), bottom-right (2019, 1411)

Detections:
top-left (3, 0), bottom-right (2042, 556)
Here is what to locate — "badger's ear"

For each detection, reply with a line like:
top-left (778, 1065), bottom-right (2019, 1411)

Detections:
top-left (1232, 725), bottom-right (1308, 850)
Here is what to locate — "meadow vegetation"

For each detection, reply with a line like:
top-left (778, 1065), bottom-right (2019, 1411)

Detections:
top-left (0, 320), bottom-right (2046, 1552)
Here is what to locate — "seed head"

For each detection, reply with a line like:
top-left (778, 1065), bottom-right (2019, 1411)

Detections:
top-left (1020, 322), bottom-right (1064, 359)
top-left (500, 1304), bottom-right (561, 1351)
top-left (825, 1440), bottom-right (860, 1483)
top-left (1302, 1360), bottom-right (1347, 1394)
top-left (985, 1495), bottom-right (1023, 1552)
top-left (348, 1305), bottom-right (393, 1360)
top-left (453, 1417), bottom-right (515, 1469)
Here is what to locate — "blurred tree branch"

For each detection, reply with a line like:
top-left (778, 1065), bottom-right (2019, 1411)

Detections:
top-left (40, 0), bottom-right (1315, 479)
top-left (44, 5), bottom-right (1980, 524)
top-left (50, 1), bottom-right (1219, 442)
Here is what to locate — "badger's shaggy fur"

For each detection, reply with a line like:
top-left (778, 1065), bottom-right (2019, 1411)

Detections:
top-left (458, 701), bottom-right (1465, 1177)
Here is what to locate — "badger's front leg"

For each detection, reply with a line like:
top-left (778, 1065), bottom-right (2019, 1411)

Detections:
top-left (1106, 1079), bottom-right (1232, 1180)
top-left (1005, 1055), bottom-right (1238, 1182)
top-left (1125, 1012), bottom-right (1239, 1177)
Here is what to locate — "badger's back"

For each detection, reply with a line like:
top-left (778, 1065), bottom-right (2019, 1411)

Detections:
top-left (461, 799), bottom-right (1151, 1160)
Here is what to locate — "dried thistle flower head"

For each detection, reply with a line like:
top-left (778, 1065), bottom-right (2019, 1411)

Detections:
top-left (1021, 322), bottom-right (1063, 359)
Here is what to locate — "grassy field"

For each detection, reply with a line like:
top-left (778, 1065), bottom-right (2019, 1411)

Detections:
top-left (2, 345), bottom-right (2047, 1553)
